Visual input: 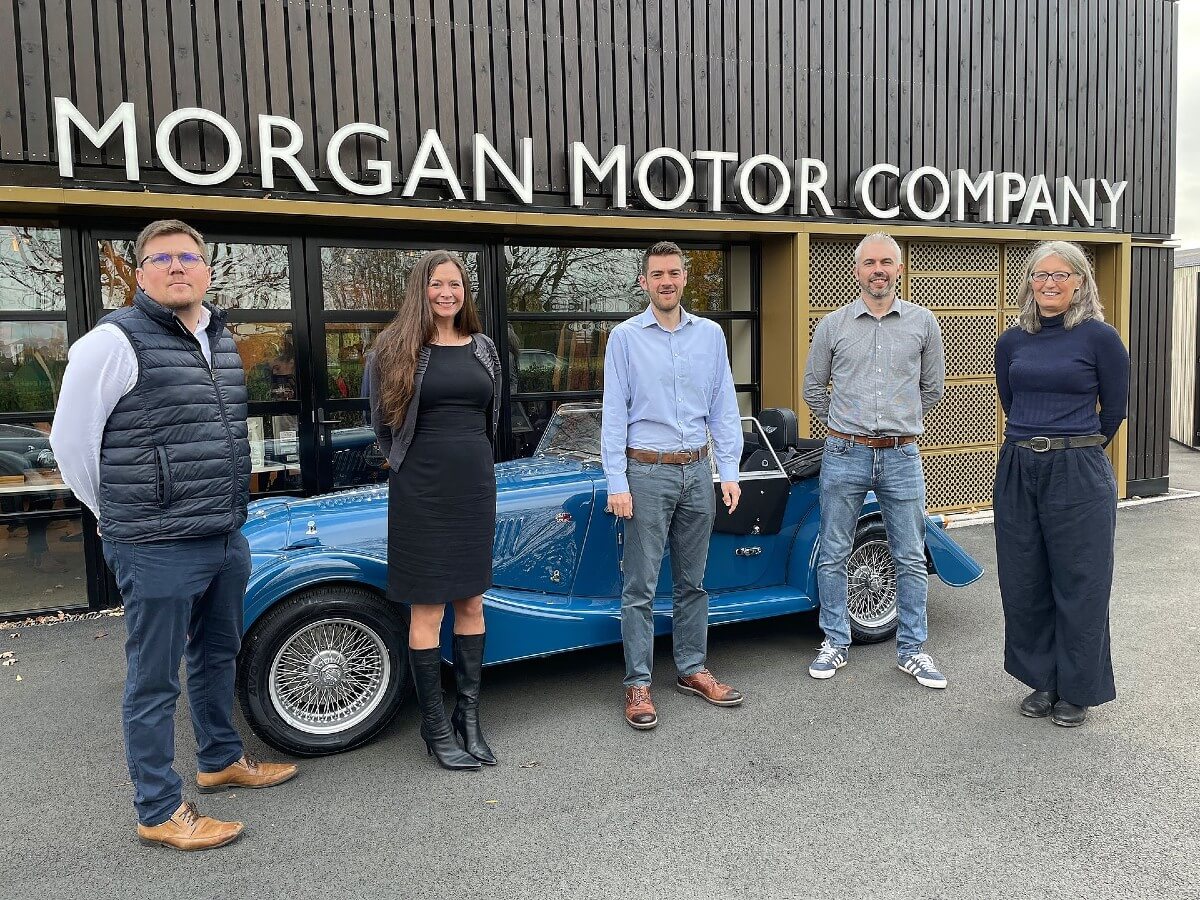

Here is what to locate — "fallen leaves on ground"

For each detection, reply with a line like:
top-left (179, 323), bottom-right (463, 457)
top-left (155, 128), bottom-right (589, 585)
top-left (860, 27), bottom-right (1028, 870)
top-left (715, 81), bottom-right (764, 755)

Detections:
top-left (14, 674), bottom-right (22, 681)
top-left (94, 631), bottom-right (108, 639)
top-left (519, 761), bottom-right (540, 769)
top-left (0, 607), bottom-right (124, 631)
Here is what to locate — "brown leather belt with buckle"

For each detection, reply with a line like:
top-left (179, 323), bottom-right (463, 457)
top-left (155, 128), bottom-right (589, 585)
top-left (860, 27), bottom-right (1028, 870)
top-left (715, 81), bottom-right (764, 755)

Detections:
top-left (626, 446), bottom-right (710, 465)
top-left (827, 429), bottom-right (918, 449)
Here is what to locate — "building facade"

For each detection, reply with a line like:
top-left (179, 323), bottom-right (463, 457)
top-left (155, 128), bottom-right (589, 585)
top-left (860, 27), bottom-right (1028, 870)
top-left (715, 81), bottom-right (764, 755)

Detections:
top-left (0, 0), bottom-right (1179, 616)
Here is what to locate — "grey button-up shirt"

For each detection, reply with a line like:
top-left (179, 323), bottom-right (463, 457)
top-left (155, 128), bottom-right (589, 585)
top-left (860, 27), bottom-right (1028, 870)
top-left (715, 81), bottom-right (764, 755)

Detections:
top-left (802, 296), bottom-right (946, 437)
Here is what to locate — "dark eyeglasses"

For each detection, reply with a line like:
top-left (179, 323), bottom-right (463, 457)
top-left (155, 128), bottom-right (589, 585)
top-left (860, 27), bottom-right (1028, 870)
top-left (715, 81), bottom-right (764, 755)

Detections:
top-left (1029, 271), bottom-right (1077, 283)
top-left (140, 251), bottom-right (206, 270)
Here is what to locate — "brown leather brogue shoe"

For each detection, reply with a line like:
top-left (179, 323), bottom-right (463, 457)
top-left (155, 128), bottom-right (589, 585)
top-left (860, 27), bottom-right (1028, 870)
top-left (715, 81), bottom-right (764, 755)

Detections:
top-left (624, 685), bottom-right (658, 730)
top-left (136, 801), bottom-right (243, 851)
top-left (676, 668), bottom-right (744, 706)
top-left (196, 754), bottom-right (298, 793)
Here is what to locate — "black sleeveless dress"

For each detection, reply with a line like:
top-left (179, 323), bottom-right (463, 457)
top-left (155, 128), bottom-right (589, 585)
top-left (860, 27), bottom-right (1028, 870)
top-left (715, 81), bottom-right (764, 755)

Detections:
top-left (387, 343), bottom-right (496, 604)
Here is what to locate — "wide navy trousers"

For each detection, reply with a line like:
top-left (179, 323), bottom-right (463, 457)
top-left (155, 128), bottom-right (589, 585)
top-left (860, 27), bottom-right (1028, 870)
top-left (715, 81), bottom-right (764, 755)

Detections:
top-left (993, 443), bottom-right (1118, 707)
top-left (103, 532), bottom-right (250, 825)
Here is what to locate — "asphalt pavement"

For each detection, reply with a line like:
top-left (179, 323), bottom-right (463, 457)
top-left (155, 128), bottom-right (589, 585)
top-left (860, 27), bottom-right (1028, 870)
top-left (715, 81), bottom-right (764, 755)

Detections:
top-left (2, 491), bottom-right (1199, 900)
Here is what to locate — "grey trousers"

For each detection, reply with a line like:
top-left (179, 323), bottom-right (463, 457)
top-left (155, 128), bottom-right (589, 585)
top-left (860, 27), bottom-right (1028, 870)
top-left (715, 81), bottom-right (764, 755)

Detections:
top-left (620, 457), bottom-right (716, 687)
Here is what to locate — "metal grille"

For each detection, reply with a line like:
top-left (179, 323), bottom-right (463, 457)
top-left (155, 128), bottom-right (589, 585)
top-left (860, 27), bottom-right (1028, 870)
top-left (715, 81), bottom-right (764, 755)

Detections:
top-left (940, 314), bottom-right (1000, 378)
top-left (909, 242), bottom-right (1000, 273)
top-left (809, 240), bottom-right (862, 309)
top-left (921, 450), bottom-right (1000, 511)
top-left (922, 382), bottom-right (999, 448)
top-left (1003, 311), bottom-right (1020, 332)
top-left (909, 275), bottom-right (1001, 309)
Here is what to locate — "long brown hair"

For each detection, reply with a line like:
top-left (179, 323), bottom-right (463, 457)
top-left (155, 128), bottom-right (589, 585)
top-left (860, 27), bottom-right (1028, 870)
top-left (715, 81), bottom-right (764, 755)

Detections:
top-left (373, 250), bottom-right (483, 429)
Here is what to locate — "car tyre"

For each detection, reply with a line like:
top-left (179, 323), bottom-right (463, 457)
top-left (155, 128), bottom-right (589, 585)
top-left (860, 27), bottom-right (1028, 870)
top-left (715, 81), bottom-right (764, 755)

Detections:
top-left (847, 520), bottom-right (899, 644)
top-left (237, 585), bottom-right (411, 756)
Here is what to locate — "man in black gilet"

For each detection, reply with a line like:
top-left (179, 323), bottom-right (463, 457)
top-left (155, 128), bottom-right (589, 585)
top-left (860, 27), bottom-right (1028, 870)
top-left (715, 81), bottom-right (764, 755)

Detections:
top-left (51, 220), bottom-right (297, 851)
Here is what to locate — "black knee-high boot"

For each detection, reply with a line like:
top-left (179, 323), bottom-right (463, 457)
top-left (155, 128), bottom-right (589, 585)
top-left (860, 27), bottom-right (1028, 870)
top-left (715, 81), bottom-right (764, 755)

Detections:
top-left (409, 647), bottom-right (480, 770)
top-left (450, 634), bottom-right (497, 765)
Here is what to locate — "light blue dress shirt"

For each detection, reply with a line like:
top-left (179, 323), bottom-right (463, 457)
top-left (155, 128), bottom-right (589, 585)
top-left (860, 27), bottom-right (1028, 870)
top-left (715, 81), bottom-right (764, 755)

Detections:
top-left (601, 305), bottom-right (744, 494)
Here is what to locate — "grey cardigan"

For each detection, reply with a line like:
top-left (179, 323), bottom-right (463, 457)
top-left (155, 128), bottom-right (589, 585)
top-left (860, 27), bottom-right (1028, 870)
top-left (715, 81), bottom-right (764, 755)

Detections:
top-left (366, 333), bottom-right (502, 473)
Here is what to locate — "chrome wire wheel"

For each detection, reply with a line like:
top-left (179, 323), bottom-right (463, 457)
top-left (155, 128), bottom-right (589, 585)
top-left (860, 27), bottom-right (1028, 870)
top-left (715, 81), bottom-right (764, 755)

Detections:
top-left (846, 539), bottom-right (898, 629)
top-left (268, 617), bottom-right (392, 735)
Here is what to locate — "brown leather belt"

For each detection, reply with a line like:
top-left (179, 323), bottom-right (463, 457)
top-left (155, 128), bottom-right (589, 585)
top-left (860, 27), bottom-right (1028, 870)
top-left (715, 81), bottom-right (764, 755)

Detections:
top-left (626, 446), bottom-right (710, 465)
top-left (827, 429), bottom-right (918, 449)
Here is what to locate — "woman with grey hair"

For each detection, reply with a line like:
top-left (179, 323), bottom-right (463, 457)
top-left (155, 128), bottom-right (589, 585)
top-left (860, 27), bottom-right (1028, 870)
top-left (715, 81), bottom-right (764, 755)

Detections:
top-left (993, 240), bottom-right (1128, 727)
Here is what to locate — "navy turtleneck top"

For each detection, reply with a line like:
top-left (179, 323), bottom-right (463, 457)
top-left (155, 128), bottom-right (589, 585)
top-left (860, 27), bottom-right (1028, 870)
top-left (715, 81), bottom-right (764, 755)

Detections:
top-left (995, 313), bottom-right (1130, 443)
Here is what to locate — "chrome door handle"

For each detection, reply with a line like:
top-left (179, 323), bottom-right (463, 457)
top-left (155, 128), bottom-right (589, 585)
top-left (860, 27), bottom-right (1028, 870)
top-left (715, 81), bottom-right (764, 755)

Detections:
top-left (735, 546), bottom-right (762, 557)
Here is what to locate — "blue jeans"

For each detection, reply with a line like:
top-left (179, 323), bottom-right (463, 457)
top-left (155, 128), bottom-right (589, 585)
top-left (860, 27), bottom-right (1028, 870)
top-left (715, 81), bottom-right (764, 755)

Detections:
top-left (620, 458), bottom-right (715, 687)
top-left (103, 532), bottom-right (250, 826)
top-left (816, 437), bottom-right (928, 658)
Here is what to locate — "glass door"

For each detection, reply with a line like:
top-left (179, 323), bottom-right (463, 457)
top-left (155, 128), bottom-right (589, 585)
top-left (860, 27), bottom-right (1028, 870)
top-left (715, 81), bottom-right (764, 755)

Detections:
top-left (302, 239), bottom-right (487, 494)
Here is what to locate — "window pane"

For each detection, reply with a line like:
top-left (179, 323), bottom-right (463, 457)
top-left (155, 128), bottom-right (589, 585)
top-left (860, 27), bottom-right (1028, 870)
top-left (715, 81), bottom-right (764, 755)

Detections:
top-left (0, 225), bottom-right (65, 312)
top-left (0, 418), bottom-right (86, 614)
top-left (714, 318), bottom-right (755, 384)
top-left (327, 409), bottom-right (388, 489)
top-left (229, 322), bottom-right (297, 401)
top-left (99, 240), bottom-right (292, 310)
top-left (326, 322), bottom-right (386, 398)
top-left (248, 414), bottom-right (303, 495)
top-left (729, 245), bottom-right (753, 311)
top-left (320, 247), bottom-right (480, 312)
top-left (506, 246), bottom-right (728, 314)
top-left (508, 320), bottom-right (612, 393)
top-left (0, 322), bottom-right (69, 413)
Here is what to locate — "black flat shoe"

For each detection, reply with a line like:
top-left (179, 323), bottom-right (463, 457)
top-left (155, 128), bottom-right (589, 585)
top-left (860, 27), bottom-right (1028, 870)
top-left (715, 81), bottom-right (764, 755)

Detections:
top-left (1051, 699), bottom-right (1088, 727)
top-left (1020, 689), bottom-right (1058, 718)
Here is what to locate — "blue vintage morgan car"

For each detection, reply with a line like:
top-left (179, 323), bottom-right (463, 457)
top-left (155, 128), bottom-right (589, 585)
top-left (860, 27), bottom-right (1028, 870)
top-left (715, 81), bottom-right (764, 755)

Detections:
top-left (236, 404), bottom-right (983, 755)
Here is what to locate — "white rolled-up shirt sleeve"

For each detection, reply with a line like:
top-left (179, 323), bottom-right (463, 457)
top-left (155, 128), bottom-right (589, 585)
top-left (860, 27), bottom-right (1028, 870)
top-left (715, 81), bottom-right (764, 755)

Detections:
top-left (49, 325), bottom-right (138, 520)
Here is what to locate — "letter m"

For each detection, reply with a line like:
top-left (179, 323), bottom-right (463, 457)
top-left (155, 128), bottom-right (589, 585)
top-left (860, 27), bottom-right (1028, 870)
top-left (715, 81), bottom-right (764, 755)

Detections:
top-left (54, 97), bottom-right (139, 180)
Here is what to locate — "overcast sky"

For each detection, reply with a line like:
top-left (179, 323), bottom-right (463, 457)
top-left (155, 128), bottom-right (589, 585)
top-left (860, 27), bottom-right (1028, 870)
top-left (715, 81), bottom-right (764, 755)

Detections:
top-left (1177, 2), bottom-right (1200, 248)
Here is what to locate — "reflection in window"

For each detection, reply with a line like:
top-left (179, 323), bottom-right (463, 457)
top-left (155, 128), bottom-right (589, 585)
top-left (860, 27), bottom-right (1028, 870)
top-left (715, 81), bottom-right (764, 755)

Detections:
top-left (99, 240), bottom-right (292, 310)
top-left (248, 414), bottom-right (303, 495)
top-left (321, 247), bottom-right (480, 312)
top-left (505, 246), bottom-right (726, 314)
top-left (0, 322), bottom-right (69, 413)
top-left (326, 410), bottom-right (387, 489)
top-left (326, 322), bottom-right (386, 398)
top-left (0, 225), bottom-right (65, 313)
top-left (508, 320), bottom-right (613, 393)
top-left (0, 418), bottom-right (85, 614)
top-left (229, 323), bottom-right (297, 401)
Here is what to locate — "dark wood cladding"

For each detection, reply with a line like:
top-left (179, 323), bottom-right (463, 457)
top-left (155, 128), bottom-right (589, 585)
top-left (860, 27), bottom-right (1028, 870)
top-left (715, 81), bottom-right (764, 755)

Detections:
top-left (0, 0), bottom-right (1178, 237)
top-left (1128, 245), bottom-right (1173, 488)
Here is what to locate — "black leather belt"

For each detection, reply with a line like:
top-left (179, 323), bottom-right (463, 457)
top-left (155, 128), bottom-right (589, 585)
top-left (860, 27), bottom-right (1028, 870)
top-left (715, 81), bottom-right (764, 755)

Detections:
top-left (1013, 434), bottom-right (1106, 452)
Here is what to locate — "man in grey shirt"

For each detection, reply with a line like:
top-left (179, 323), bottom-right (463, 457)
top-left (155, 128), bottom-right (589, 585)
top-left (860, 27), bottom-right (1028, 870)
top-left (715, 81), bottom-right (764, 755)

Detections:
top-left (802, 232), bottom-right (948, 688)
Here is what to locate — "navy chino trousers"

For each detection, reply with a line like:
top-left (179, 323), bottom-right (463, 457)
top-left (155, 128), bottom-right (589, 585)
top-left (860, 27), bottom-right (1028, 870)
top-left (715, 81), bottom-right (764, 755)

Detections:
top-left (102, 532), bottom-right (251, 826)
top-left (993, 443), bottom-right (1118, 707)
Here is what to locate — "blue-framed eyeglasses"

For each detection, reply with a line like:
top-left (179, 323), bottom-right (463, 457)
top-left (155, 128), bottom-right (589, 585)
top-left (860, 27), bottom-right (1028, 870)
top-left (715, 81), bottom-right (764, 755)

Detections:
top-left (140, 251), bottom-right (206, 270)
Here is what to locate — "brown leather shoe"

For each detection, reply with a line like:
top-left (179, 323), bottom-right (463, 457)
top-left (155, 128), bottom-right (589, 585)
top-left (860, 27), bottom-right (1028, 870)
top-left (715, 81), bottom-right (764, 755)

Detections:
top-left (136, 801), bottom-right (244, 851)
top-left (624, 685), bottom-right (658, 730)
top-left (676, 668), bottom-right (744, 706)
top-left (196, 754), bottom-right (298, 793)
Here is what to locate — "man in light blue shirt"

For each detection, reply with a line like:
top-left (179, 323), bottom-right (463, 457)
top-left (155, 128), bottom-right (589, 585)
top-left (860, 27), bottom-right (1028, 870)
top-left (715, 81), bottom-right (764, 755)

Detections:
top-left (601, 241), bottom-right (745, 731)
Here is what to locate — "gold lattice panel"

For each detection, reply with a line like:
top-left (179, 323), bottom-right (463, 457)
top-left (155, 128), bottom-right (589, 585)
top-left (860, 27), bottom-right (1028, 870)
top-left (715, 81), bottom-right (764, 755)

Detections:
top-left (909, 275), bottom-right (1001, 309)
top-left (909, 242), bottom-right (999, 273)
top-left (809, 240), bottom-right (862, 309)
top-left (921, 449), bottom-right (1000, 512)
top-left (1003, 311), bottom-right (1020, 332)
top-left (921, 382), bottom-right (999, 448)
top-left (1004, 243), bottom-right (1033, 306)
top-left (938, 313), bottom-right (999, 378)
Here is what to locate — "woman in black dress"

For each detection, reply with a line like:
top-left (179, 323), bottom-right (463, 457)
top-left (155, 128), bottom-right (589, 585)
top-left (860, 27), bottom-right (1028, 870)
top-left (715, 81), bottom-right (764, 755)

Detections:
top-left (366, 250), bottom-right (501, 769)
